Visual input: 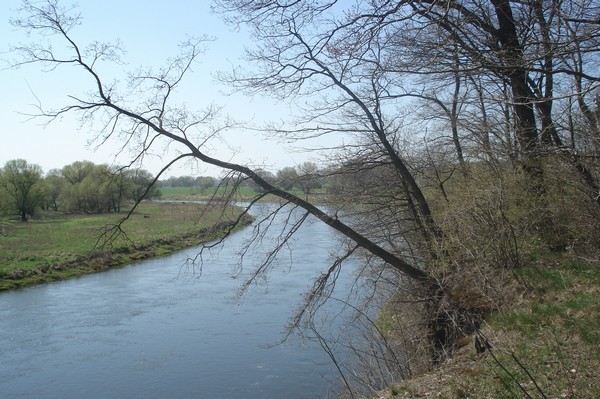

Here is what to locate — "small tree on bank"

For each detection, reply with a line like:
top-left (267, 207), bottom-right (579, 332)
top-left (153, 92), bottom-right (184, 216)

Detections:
top-left (0, 159), bottom-right (44, 222)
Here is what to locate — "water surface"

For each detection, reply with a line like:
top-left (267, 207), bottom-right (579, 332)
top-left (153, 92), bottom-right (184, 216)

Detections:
top-left (0, 204), bottom-right (360, 398)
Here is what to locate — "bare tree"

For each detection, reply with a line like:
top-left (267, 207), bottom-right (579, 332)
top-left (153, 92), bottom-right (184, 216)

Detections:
top-left (10, 0), bottom-right (437, 294)
top-left (10, 0), bottom-right (600, 393)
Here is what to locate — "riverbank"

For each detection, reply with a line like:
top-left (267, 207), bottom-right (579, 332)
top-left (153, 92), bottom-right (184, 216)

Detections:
top-left (0, 201), bottom-right (253, 291)
top-left (376, 252), bottom-right (600, 398)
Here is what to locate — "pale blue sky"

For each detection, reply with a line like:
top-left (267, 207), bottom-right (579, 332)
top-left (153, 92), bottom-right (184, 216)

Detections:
top-left (1, 1), bottom-right (313, 177)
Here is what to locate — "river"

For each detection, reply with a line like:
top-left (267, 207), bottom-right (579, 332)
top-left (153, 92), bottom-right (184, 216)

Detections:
top-left (0, 203), bottom-right (364, 398)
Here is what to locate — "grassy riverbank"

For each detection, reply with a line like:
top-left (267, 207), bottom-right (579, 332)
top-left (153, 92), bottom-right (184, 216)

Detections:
top-left (378, 252), bottom-right (600, 398)
top-left (0, 202), bottom-right (252, 291)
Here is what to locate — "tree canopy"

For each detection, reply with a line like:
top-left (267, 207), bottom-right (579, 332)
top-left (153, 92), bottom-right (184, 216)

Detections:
top-left (0, 159), bottom-right (43, 221)
top-left (0, 159), bottom-right (159, 218)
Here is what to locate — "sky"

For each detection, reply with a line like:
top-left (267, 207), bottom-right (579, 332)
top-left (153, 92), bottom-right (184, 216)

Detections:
top-left (0, 0), bottom-right (318, 178)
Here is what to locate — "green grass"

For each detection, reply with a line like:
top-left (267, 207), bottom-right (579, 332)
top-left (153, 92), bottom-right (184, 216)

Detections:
top-left (158, 186), bottom-right (260, 199)
top-left (465, 254), bottom-right (600, 398)
top-left (159, 186), bottom-right (206, 196)
top-left (158, 185), bottom-right (331, 202)
top-left (0, 201), bottom-right (252, 290)
top-left (386, 252), bottom-right (600, 399)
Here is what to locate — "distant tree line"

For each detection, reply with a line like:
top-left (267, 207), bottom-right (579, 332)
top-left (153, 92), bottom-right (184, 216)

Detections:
top-left (231, 161), bottom-right (325, 198)
top-left (0, 159), bottom-right (159, 221)
top-left (158, 175), bottom-right (217, 189)
top-left (159, 161), bottom-right (325, 198)
top-left (1, 159), bottom-right (328, 221)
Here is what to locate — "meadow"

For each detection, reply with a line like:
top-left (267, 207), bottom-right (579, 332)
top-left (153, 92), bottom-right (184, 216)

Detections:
top-left (0, 201), bottom-right (251, 290)
top-left (158, 185), bottom-right (329, 201)
top-left (158, 185), bottom-right (258, 199)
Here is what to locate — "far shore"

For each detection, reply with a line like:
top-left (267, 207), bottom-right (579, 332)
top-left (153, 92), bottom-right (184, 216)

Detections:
top-left (0, 201), bottom-right (253, 291)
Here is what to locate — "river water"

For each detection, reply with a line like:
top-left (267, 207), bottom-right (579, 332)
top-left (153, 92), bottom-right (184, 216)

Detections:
top-left (0, 204), bottom-right (363, 398)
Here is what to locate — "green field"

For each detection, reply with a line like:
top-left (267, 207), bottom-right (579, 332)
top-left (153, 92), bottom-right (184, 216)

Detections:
top-left (0, 201), bottom-right (252, 290)
top-left (158, 186), bottom-right (259, 199)
top-left (158, 185), bottom-right (329, 201)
